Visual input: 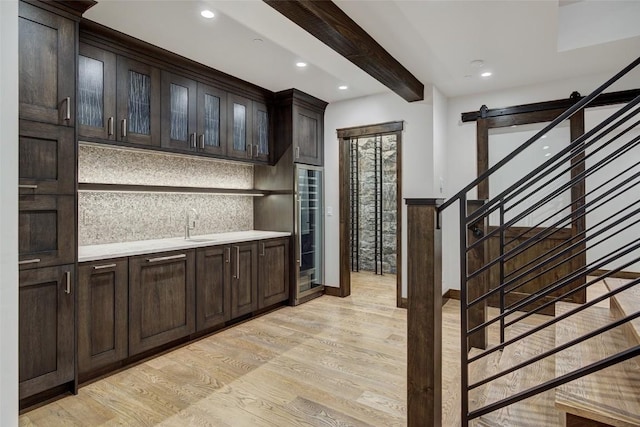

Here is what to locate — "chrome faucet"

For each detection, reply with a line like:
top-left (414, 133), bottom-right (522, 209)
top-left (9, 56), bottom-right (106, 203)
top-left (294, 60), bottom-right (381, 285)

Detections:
top-left (185, 208), bottom-right (198, 240)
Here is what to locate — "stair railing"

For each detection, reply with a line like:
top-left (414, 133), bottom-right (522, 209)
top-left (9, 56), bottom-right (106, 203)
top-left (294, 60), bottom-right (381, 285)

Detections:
top-left (435, 56), bottom-right (640, 426)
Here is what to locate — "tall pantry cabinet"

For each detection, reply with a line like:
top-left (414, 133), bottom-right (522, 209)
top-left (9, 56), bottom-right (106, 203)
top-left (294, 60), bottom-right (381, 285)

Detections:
top-left (17, 0), bottom-right (91, 406)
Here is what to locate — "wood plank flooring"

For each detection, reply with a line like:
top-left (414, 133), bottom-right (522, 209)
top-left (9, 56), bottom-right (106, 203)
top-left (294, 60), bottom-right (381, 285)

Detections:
top-left (20, 272), bottom-right (409, 426)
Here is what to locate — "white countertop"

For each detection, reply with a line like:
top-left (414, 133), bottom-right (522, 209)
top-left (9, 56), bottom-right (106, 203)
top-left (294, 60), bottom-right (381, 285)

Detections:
top-left (78, 230), bottom-right (291, 262)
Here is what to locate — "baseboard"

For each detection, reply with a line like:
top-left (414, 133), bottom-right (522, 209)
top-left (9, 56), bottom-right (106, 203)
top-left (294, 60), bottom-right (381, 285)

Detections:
top-left (443, 289), bottom-right (461, 300)
top-left (324, 286), bottom-right (342, 297)
top-left (592, 269), bottom-right (640, 280)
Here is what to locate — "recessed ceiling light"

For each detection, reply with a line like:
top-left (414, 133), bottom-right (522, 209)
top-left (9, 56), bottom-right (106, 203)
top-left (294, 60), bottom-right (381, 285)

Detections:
top-left (543, 145), bottom-right (550, 150)
top-left (545, 152), bottom-right (552, 157)
top-left (338, 85), bottom-right (348, 90)
top-left (470, 59), bottom-right (484, 68)
top-left (253, 38), bottom-right (263, 43)
top-left (200, 9), bottom-right (215, 19)
top-left (481, 71), bottom-right (492, 77)
top-left (296, 62), bottom-right (307, 68)
top-left (541, 134), bottom-right (548, 138)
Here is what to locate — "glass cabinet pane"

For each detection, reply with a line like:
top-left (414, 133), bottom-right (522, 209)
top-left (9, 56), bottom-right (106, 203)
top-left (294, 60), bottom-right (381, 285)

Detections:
top-left (78, 56), bottom-right (103, 128)
top-left (128, 71), bottom-right (151, 135)
top-left (170, 83), bottom-right (188, 141)
top-left (232, 103), bottom-right (246, 151)
top-left (256, 110), bottom-right (268, 155)
top-left (203, 94), bottom-right (220, 147)
top-left (298, 167), bottom-right (324, 291)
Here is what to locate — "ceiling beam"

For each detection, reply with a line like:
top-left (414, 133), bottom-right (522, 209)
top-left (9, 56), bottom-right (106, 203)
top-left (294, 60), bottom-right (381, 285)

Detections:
top-left (263, 0), bottom-right (424, 102)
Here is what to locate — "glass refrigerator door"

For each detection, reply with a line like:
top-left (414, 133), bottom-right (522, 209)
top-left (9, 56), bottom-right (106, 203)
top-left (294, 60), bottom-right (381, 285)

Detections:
top-left (296, 166), bottom-right (324, 295)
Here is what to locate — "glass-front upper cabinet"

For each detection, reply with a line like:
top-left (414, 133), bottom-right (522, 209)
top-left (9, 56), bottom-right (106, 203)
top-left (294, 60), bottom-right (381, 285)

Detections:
top-left (116, 56), bottom-right (160, 147)
top-left (227, 93), bottom-right (253, 160)
top-left (78, 43), bottom-right (116, 140)
top-left (295, 165), bottom-right (324, 303)
top-left (197, 84), bottom-right (227, 156)
top-left (252, 101), bottom-right (269, 162)
top-left (161, 72), bottom-right (197, 151)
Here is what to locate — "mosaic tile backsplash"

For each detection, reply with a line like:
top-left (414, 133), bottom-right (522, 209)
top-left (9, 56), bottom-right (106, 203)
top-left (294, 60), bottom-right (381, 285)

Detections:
top-left (79, 144), bottom-right (253, 188)
top-left (79, 144), bottom-right (254, 245)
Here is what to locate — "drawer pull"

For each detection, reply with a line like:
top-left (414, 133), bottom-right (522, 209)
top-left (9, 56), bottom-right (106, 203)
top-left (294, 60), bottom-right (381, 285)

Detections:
top-left (19, 258), bottom-right (41, 265)
top-left (64, 97), bottom-right (71, 121)
top-left (93, 263), bottom-right (117, 270)
top-left (19, 184), bottom-right (38, 190)
top-left (64, 271), bottom-right (71, 294)
top-left (147, 254), bottom-right (186, 263)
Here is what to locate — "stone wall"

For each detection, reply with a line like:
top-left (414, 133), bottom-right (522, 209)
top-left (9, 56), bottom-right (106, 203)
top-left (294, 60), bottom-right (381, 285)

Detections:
top-left (355, 134), bottom-right (397, 274)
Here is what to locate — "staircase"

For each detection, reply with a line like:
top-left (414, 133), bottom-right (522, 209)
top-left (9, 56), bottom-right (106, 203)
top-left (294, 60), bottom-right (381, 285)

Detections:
top-left (406, 56), bottom-right (640, 427)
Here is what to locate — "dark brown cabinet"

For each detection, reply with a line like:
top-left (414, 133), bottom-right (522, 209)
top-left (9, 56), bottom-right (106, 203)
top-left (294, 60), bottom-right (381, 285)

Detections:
top-left (161, 73), bottom-right (228, 156)
top-left (78, 43), bottom-right (117, 140)
top-left (19, 120), bottom-right (74, 195)
top-left (293, 104), bottom-right (323, 166)
top-left (129, 250), bottom-right (195, 355)
top-left (258, 238), bottom-right (290, 309)
top-left (227, 93), bottom-right (253, 160)
top-left (18, 195), bottom-right (75, 270)
top-left (18, 2), bottom-right (75, 126)
top-left (230, 242), bottom-right (259, 319)
top-left (196, 246), bottom-right (231, 331)
top-left (19, 265), bottom-right (74, 399)
top-left (78, 259), bottom-right (128, 376)
top-left (252, 101), bottom-right (270, 162)
top-left (117, 56), bottom-right (161, 147)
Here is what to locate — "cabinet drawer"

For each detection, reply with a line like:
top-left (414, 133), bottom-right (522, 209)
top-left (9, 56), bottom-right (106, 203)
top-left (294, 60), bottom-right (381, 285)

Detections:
top-left (19, 120), bottom-right (75, 195)
top-left (19, 264), bottom-right (74, 399)
top-left (78, 259), bottom-right (129, 375)
top-left (19, 195), bottom-right (75, 270)
top-left (129, 250), bottom-right (195, 355)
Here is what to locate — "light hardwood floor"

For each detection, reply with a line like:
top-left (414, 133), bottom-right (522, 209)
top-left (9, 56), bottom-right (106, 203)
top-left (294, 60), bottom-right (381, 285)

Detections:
top-left (20, 272), bottom-right (409, 426)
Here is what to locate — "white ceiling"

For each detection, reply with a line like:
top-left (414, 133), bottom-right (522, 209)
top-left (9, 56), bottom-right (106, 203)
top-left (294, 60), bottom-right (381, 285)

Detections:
top-left (84, 0), bottom-right (640, 104)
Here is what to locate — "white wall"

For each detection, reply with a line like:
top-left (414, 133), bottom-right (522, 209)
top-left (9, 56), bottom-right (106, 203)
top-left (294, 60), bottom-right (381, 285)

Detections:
top-left (442, 69), bottom-right (640, 291)
top-left (324, 91), bottom-right (435, 297)
top-left (0, 1), bottom-right (20, 425)
top-left (432, 86), bottom-right (448, 196)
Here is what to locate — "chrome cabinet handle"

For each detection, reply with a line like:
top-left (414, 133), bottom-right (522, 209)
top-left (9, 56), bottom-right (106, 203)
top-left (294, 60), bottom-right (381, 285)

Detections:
top-left (147, 254), bottom-right (186, 263)
top-left (19, 258), bottom-right (41, 265)
top-left (297, 196), bottom-right (302, 266)
top-left (64, 271), bottom-right (71, 294)
top-left (225, 247), bottom-right (230, 263)
top-left (93, 263), bottom-right (117, 270)
top-left (64, 97), bottom-right (71, 121)
top-left (260, 243), bottom-right (265, 257)
top-left (247, 144), bottom-right (252, 157)
top-left (121, 119), bottom-right (127, 138)
top-left (18, 184), bottom-right (38, 189)
top-left (199, 134), bottom-right (205, 149)
top-left (234, 246), bottom-right (240, 279)
top-left (108, 117), bottom-right (114, 136)
top-left (190, 132), bottom-right (197, 149)
top-left (254, 144), bottom-right (259, 158)
top-left (295, 146), bottom-right (300, 159)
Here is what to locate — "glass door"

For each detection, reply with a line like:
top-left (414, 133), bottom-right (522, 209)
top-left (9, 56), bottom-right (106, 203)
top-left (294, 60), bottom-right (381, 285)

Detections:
top-left (296, 165), bottom-right (324, 298)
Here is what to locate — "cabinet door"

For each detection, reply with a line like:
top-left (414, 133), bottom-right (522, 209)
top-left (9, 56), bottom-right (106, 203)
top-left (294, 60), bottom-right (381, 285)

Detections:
top-left (78, 43), bottom-right (117, 140)
top-left (18, 2), bottom-right (74, 126)
top-left (78, 259), bottom-right (128, 376)
top-left (19, 120), bottom-right (74, 195)
top-left (293, 105), bottom-right (323, 166)
top-left (116, 56), bottom-right (161, 147)
top-left (161, 72), bottom-right (197, 151)
top-left (251, 101), bottom-right (270, 163)
top-left (19, 265), bottom-right (74, 399)
top-left (230, 242), bottom-right (258, 318)
top-left (258, 238), bottom-right (290, 308)
top-left (129, 250), bottom-right (195, 355)
top-left (227, 94), bottom-right (253, 160)
top-left (196, 83), bottom-right (227, 156)
top-left (19, 195), bottom-right (75, 270)
top-left (196, 246), bottom-right (231, 331)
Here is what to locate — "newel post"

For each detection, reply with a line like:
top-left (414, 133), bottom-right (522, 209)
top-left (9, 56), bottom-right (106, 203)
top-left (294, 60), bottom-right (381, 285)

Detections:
top-left (405, 198), bottom-right (443, 427)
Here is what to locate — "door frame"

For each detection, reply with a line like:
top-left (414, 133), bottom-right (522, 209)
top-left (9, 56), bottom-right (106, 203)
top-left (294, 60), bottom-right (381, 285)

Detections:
top-left (336, 121), bottom-right (403, 307)
top-left (476, 108), bottom-right (587, 307)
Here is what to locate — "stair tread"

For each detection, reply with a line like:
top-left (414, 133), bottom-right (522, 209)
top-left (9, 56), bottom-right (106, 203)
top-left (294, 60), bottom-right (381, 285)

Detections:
top-left (477, 323), bottom-right (560, 427)
top-left (555, 302), bottom-right (640, 427)
top-left (604, 277), bottom-right (640, 346)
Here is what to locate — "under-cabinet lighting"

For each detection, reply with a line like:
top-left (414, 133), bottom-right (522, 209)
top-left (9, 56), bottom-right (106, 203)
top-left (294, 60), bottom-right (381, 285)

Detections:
top-left (200, 9), bottom-right (215, 19)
